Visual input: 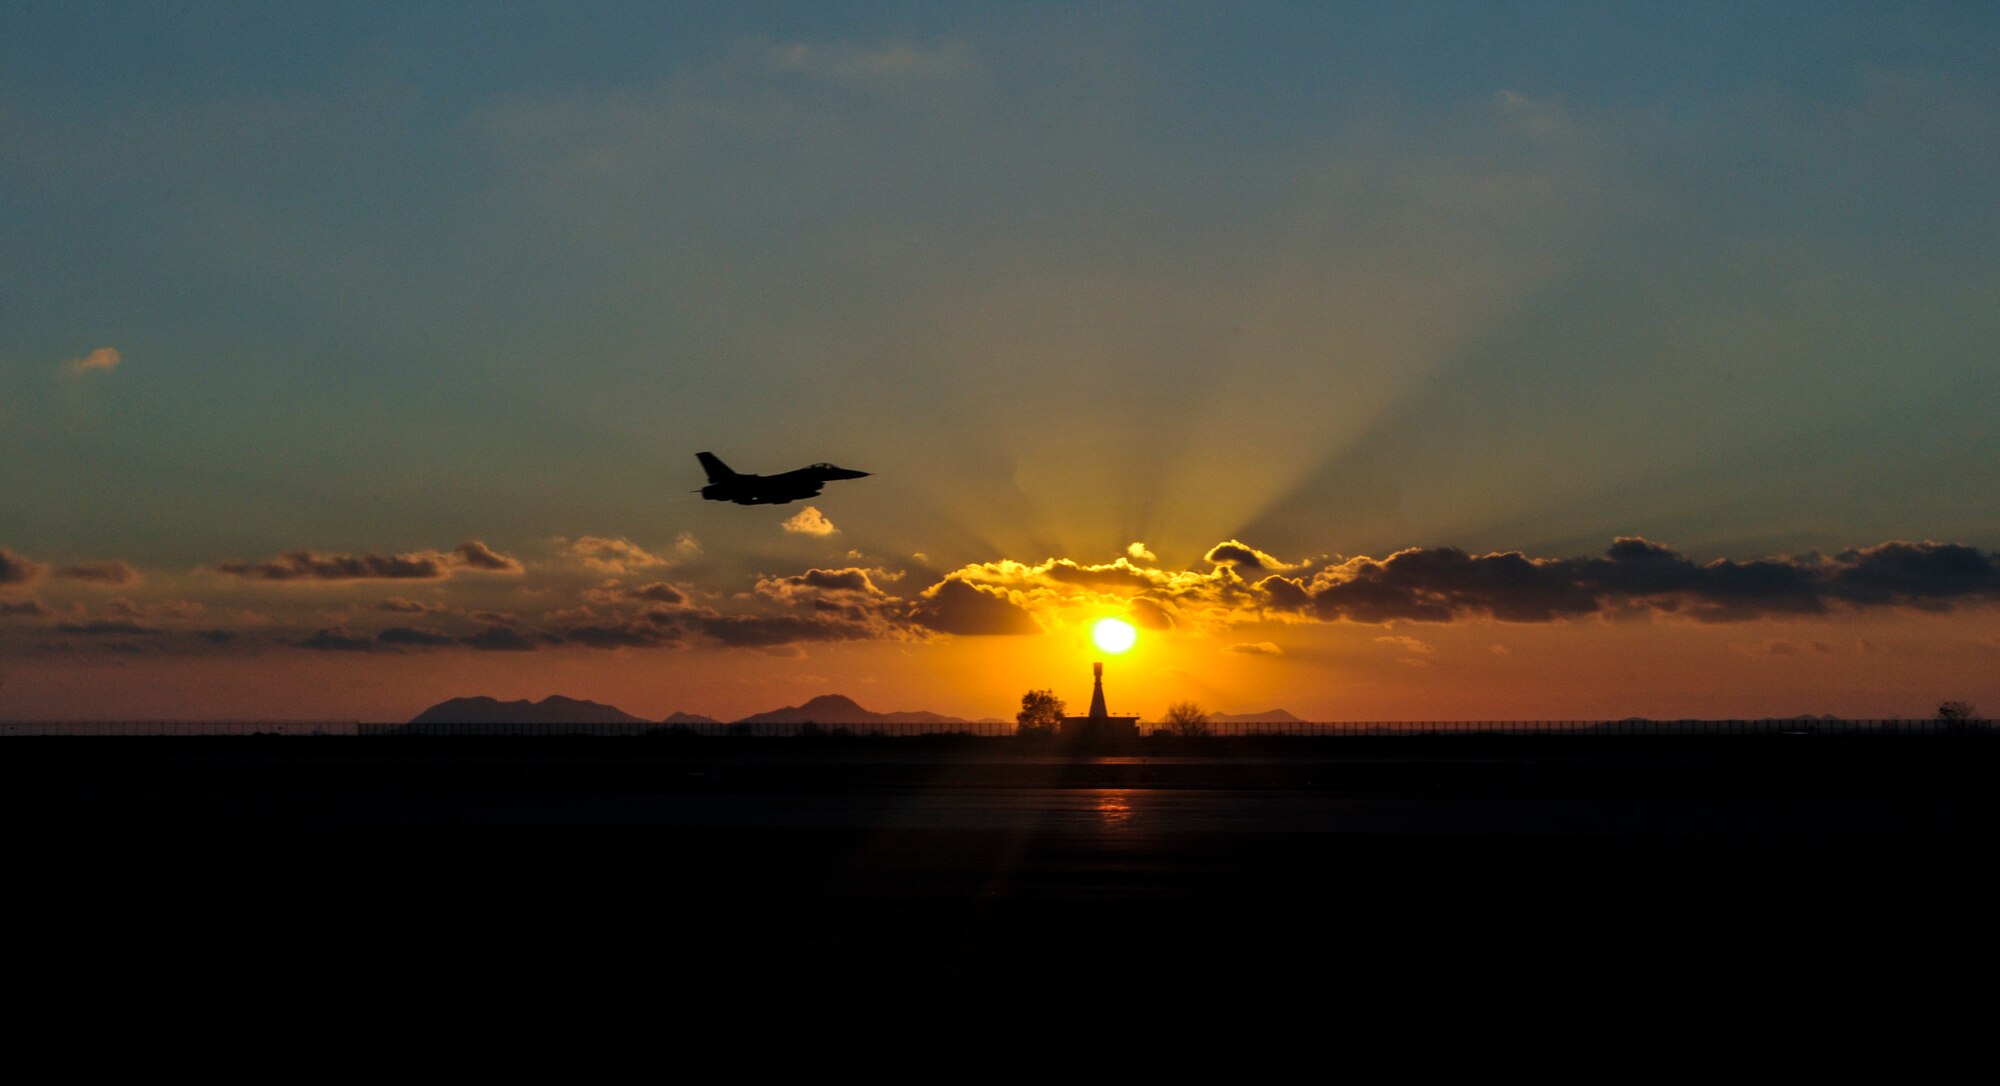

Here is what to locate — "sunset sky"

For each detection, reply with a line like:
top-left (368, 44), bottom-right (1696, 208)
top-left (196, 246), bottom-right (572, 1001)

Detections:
top-left (5, 2), bottom-right (1998, 722)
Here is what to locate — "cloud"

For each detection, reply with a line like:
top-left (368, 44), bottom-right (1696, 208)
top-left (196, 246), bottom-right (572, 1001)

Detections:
top-left (1223, 641), bottom-right (1284, 656)
top-left (1375, 635), bottom-right (1435, 654)
top-left (1, 599), bottom-right (52, 618)
top-left (626, 582), bottom-right (687, 605)
top-left (377, 626), bottom-right (455, 647)
top-left (1258, 537), bottom-right (2000, 625)
top-left (1203, 541), bottom-right (1301, 573)
top-left (452, 540), bottom-right (523, 573)
top-left (296, 627), bottom-right (373, 651)
top-left (53, 618), bottom-right (156, 636)
top-left (563, 535), bottom-right (669, 573)
top-left (782, 507), bottom-right (839, 536)
top-left (555, 623), bottom-right (674, 649)
top-left (687, 612), bottom-right (893, 648)
top-left (1, 548), bottom-right (47, 586)
top-left (1128, 596), bottom-right (1177, 630)
top-left (375, 597), bottom-right (434, 614)
top-left (217, 542), bottom-right (523, 582)
top-left (756, 567), bottom-right (885, 600)
top-left (1126, 543), bottom-right (1158, 563)
top-left (909, 578), bottom-right (1041, 636)
top-left (60, 347), bottom-right (121, 377)
top-left (931, 552), bottom-right (1271, 632)
top-left (463, 625), bottom-right (537, 652)
top-left (55, 561), bottom-right (140, 585)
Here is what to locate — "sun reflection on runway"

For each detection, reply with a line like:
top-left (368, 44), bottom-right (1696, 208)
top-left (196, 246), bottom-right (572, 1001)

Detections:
top-left (1095, 789), bottom-right (1134, 829)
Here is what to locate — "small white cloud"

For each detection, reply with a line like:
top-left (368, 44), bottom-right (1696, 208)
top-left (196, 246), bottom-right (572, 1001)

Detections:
top-left (61, 347), bottom-right (122, 377)
top-left (782, 507), bottom-right (838, 536)
top-left (1126, 542), bottom-right (1157, 563)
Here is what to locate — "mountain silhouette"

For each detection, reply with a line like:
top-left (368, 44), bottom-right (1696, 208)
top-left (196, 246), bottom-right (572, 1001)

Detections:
top-left (410, 695), bottom-right (650, 726)
top-left (661, 711), bottom-right (721, 726)
top-left (1209, 709), bottom-right (1305, 724)
top-left (733, 694), bottom-right (965, 726)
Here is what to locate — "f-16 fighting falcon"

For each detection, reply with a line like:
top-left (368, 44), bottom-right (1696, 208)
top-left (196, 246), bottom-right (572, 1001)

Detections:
top-left (695, 452), bottom-right (871, 505)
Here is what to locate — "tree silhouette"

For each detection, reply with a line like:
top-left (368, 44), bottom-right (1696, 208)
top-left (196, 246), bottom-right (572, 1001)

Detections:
top-left (1936, 700), bottom-right (1981, 733)
top-left (1016, 689), bottom-right (1065, 736)
top-left (1162, 700), bottom-right (1211, 738)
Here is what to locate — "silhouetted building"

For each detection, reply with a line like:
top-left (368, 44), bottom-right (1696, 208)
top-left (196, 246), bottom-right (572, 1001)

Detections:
top-left (1062, 662), bottom-right (1140, 741)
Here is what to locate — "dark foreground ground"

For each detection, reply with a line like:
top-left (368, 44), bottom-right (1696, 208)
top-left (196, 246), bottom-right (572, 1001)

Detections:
top-left (8, 734), bottom-right (1999, 1045)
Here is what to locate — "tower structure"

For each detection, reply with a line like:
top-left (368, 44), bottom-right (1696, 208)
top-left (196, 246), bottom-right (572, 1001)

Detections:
top-left (1063, 660), bottom-right (1138, 741)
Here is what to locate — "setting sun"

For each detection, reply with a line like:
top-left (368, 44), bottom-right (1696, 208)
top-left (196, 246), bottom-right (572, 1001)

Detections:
top-left (1092, 618), bottom-right (1137, 655)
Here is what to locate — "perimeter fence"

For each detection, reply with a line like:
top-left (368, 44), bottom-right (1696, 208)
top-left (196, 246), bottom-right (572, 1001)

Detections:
top-left (3, 718), bottom-right (1989, 738)
top-left (0, 721), bottom-right (361, 736)
top-left (352, 717), bottom-right (1979, 738)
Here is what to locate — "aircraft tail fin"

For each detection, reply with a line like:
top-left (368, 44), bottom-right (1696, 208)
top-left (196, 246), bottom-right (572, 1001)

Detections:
top-left (696, 452), bottom-right (739, 483)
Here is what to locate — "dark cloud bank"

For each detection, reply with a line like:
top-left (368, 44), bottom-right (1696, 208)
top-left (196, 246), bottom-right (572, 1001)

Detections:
top-left (1257, 539), bottom-right (2000, 624)
top-left (218, 542), bottom-right (522, 581)
top-left (19, 538), bottom-right (1999, 658)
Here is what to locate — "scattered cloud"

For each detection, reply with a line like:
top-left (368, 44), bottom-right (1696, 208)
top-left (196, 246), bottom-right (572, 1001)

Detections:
top-left (452, 541), bottom-right (523, 573)
top-left (1126, 542), bottom-right (1158, 563)
top-left (55, 561), bottom-right (140, 585)
top-left (53, 618), bottom-right (155, 636)
top-left (756, 567), bottom-right (885, 600)
top-left (551, 621), bottom-right (678, 650)
top-left (21, 534), bottom-right (2000, 660)
top-left (909, 577), bottom-right (1041, 636)
top-left (1375, 635), bottom-right (1435, 654)
top-left (1, 548), bottom-right (47, 586)
top-left (563, 535), bottom-right (669, 573)
top-left (626, 582), bottom-right (688, 605)
top-left (1223, 641), bottom-right (1284, 656)
top-left (1204, 541), bottom-right (1302, 573)
top-left (584, 580), bottom-right (690, 606)
top-left (217, 542), bottom-right (522, 582)
top-left (377, 626), bottom-right (455, 647)
top-left (782, 506), bottom-right (839, 536)
top-left (296, 627), bottom-right (373, 651)
top-left (463, 625), bottom-right (537, 652)
top-left (60, 347), bottom-right (121, 377)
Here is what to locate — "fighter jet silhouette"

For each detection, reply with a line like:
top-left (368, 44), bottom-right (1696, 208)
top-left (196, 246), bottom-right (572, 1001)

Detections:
top-left (696, 452), bottom-right (871, 505)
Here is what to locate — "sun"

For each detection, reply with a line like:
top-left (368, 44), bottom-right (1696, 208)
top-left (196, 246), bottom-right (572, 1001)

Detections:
top-left (1092, 617), bottom-right (1137, 655)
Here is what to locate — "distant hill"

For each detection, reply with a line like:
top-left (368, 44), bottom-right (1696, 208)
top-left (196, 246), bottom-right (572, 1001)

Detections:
top-left (1210, 709), bottom-right (1305, 724)
top-left (734, 694), bottom-right (966, 726)
top-left (661, 711), bottom-right (721, 726)
top-left (410, 695), bottom-right (650, 726)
